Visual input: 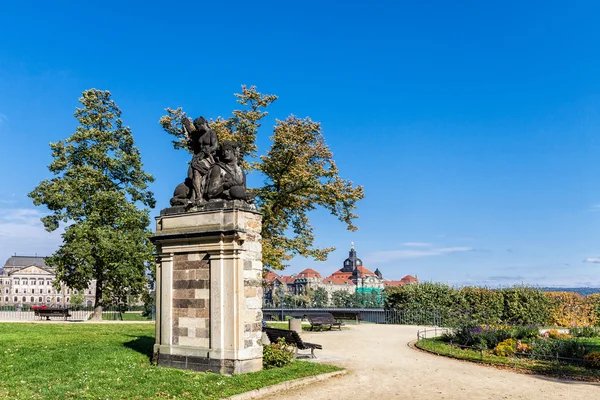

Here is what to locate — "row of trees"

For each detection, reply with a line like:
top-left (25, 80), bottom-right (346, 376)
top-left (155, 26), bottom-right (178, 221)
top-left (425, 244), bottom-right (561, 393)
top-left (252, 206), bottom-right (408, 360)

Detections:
top-left (268, 287), bottom-right (383, 308)
top-left (385, 282), bottom-right (600, 327)
top-left (29, 87), bottom-right (363, 319)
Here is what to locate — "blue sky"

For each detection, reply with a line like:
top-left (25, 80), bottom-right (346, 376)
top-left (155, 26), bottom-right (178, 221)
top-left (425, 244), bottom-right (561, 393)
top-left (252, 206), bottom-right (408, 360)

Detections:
top-left (1, 1), bottom-right (600, 286)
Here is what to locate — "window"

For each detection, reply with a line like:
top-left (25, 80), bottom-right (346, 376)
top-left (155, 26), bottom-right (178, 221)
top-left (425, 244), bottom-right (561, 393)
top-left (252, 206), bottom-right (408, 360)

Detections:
top-left (14, 279), bottom-right (19, 285)
top-left (30, 297), bottom-right (34, 303)
top-left (30, 279), bottom-right (35, 285)
top-left (74, 290), bottom-right (78, 295)
top-left (88, 290), bottom-right (91, 295)
top-left (66, 297), bottom-right (70, 303)
top-left (57, 297), bottom-right (61, 302)
top-left (46, 297), bottom-right (50, 303)
top-left (38, 297), bottom-right (42, 302)
top-left (4, 297), bottom-right (7, 302)
top-left (23, 288), bottom-right (27, 294)
top-left (13, 297), bottom-right (17, 302)
top-left (4, 288), bottom-right (7, 294)
top-left (46, 280), bottom-right (51, 285)
top-left (22, 297), bottom-right (26, 302)
top-left (32, 289), bottom-right (35, 294)
top-left (15, 289), bottom-right (18, 294)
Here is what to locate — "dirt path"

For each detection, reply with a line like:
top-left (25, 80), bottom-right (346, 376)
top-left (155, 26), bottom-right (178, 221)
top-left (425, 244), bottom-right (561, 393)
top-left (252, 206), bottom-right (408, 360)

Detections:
top-left (263, 324), bottom-right (599, 400)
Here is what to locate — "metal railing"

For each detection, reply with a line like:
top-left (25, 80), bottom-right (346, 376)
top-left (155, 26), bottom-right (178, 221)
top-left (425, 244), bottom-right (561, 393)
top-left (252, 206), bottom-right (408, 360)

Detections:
top-left (263, 307), bottom-right (443, 325)
top-left (0, 306), bottom-right (155, 322)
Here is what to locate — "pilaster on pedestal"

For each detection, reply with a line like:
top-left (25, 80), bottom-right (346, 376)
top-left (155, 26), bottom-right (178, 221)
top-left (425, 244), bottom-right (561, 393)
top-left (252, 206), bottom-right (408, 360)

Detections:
top-left (151, 203), bottom-right (263, 375)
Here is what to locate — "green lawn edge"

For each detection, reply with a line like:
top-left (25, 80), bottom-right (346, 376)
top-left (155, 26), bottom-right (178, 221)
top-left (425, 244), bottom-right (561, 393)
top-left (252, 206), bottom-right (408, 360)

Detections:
top-left (415, 337), bottom-right (600, 382)
top-left (0, 323), bottom-right (341, 399)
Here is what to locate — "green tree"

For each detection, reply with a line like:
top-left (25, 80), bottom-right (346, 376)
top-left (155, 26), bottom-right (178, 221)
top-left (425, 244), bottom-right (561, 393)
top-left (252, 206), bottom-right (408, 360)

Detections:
top-left (159, 86), bottom-right (364, 270)
top-left (29, 89), bottom-right (156, 320)
top-left (313, 287), bottom-right (329, 307)
top-left (70, 293), bottom-right (84, 308)
top-left (332, 290), bottom-right (353, 308)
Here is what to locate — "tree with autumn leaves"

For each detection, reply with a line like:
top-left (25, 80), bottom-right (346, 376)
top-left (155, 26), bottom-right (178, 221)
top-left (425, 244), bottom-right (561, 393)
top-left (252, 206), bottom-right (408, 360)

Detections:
top-left (160, 86), bottom-right (364, 271)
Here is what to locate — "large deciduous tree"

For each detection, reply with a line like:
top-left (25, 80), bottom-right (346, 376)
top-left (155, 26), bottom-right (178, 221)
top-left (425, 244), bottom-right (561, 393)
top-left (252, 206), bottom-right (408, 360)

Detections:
top-left (160, 85), bottom-right (364, 270)
top-left (29, 89), bottom-right (156, 320)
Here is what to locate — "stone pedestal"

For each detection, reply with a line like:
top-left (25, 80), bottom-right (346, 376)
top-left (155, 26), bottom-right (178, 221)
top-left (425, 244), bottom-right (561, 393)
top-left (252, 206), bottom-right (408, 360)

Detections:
top-left (150, 202), bottom-right (263, 375)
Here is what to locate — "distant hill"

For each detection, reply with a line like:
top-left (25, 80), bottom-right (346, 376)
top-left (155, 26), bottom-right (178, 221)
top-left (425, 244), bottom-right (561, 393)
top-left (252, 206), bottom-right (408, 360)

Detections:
top-left (540, 287), bottom-right (600, 296)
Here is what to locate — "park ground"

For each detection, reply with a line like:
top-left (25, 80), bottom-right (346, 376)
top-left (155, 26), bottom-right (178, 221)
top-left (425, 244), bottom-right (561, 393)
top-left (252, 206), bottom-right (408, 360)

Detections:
top-left (1, 320), bottom-right (599, 399)
top-left (263, 324), bottom-right (600, 400)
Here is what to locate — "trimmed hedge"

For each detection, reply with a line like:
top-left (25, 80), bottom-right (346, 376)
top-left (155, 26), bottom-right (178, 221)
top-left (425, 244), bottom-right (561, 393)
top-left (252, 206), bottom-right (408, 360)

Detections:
top-left (385, 283), bottom-right (600, 327)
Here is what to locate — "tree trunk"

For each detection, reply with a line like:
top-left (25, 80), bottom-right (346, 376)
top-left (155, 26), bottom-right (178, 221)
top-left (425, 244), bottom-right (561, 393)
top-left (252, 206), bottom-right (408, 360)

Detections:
top-left (92, 282), bottom-right (103, 320)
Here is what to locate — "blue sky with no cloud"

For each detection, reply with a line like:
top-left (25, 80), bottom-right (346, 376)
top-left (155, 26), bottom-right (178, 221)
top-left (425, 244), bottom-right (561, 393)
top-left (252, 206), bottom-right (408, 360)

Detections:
top-left (1, 1), bottom-right (600, 286)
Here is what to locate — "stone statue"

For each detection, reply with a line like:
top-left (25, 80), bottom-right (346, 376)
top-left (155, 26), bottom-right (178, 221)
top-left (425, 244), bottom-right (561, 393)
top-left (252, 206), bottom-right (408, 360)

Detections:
top-left (205, 141), bottom-right (253, 202)
top-left (170, 117), bottom-right (218, 206)
top-left (169, 117), bottom-right (253, 209)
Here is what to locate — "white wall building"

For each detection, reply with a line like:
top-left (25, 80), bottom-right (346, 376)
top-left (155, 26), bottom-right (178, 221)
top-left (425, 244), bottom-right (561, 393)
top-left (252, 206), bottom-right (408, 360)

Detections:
top-left (0, 256), bottom-right (96, 308)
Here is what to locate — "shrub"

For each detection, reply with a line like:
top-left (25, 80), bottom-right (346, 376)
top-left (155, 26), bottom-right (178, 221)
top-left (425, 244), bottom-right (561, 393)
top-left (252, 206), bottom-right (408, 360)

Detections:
top-left (584, 351), bottom-right (600, 368)
top-left (494, 338), bottom-right (517, 357)
top-left (512, 324), bottom-right (539, 340)
top-left (546, 329), bottom-right (572, 340)
top-left (570, 326), bottom-right (600, 338)
top-left (263, 338), bottom-right (294, 369)
top-left (500, 286), bottom-right (551, 325)
top-left (516, 340), bottom-right (531, 354)
top-left (530, 338), bottom-right (587, 359)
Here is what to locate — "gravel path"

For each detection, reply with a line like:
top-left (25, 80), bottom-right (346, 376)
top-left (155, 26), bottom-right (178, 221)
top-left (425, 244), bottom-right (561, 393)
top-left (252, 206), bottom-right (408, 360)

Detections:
top-left (263, 324), bottom-right (600, 400)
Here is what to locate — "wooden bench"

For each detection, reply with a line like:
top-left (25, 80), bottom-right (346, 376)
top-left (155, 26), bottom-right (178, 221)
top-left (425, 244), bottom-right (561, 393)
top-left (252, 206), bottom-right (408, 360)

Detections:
top-left (34, 308), bottom-right (71, 321)
top-left (329, 310), bottom-right (363, 324)
top-left (306, 313), bottom-right (343, 331)
top-left (263, 327), bottom-right (322, 358)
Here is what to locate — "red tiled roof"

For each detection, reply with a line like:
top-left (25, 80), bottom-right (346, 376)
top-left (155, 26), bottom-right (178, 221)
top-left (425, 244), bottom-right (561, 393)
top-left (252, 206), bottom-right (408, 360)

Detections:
top-left (400, 275), bottom-right (418, 283)
top-left (277, 276), bottom-right (296, 284)
top-left (323, 276), bottom-right (353, 285)
top-left (264, 271), bottom-right (280, 282)
top-left (296, 268), bottom-right (322, 279)
top-left (383, 280), bottom-right (405, 287)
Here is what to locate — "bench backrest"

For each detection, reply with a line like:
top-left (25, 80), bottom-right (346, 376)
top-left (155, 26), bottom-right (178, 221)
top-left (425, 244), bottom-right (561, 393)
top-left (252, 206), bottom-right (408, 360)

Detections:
top-left (306, 313), bottom-right (337, 324)
top-left (263, 327), bottom-right (307, 348)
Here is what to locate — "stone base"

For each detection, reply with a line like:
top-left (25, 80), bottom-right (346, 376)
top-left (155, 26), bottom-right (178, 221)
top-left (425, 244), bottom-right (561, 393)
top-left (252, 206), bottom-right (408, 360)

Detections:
top-left (156, 352), bottom-right (262, 375)
top-left (161, 199), bottom-right (256, 216)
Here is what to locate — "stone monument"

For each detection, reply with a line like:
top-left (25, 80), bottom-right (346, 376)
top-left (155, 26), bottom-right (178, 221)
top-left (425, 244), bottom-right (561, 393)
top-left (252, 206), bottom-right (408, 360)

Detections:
top-left (151, 116), bottom-right (263, 374)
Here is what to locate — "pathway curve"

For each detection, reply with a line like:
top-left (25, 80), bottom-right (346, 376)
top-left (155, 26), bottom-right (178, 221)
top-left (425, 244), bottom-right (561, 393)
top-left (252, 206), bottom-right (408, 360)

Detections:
top-left (263, 324), bottom-right (599, 400)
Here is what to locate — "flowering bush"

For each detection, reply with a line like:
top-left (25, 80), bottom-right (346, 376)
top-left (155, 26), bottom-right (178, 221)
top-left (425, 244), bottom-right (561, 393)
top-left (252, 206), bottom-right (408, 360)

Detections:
top-left (494, 338), bottom-right (517, 357)
top-left (263, 337), bottom-right (294, 369)
top-left (583, 351), bottom-right (600, 368)
top-left (516, 340), bottom-right (531, 354)
top-left (546, 329), bottom-right (572, 340)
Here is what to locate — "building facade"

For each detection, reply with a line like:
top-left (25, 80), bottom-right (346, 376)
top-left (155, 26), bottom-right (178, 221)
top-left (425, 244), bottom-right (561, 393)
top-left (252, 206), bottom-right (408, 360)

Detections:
top-left (264, 244), bottom-right (418, 304)
top-left (0, 256), bottom-right (96, 307)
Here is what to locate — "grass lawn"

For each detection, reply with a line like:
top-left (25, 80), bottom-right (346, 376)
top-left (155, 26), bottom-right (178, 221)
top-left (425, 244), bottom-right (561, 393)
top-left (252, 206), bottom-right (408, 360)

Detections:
top-left (0, 323), bottom-right (340, 399)
top-left (417, 338), bottom-right (600, 380)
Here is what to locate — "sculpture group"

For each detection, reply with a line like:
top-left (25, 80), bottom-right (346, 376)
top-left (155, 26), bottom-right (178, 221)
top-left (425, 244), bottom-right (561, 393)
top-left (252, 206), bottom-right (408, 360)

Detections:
top-left (170, 116), bottom-right (253, 207)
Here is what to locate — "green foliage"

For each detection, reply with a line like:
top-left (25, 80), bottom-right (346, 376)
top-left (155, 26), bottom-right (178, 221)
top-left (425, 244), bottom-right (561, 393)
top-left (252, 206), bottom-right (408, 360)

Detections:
top-left (263, 337), bottom-right (295, 369)
top-left (459, 287), bottom-right (504, 325)
top-left (384, 282), bottom-right (457, 321)
top-left (500, 286), bottom-right (551, 325)
top-left (331, 290), bottom-right (354, 308)
top-left (70, 293), bottom-right (84, 308)
top-left (570, 327), bottom-right (600, 338)
top-left (159, 86), bottom-right (364, 270)
top-left (312, 287), bottom-right (329, 307)
top-left (29, 89), bottom-right (155, 319)
top-left (530, 337), bottom-right (588, 359)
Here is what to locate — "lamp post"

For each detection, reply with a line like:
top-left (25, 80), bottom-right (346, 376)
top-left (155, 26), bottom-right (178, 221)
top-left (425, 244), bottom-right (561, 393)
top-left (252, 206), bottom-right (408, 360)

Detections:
top-left (279, 285), bottom-right (285, 321)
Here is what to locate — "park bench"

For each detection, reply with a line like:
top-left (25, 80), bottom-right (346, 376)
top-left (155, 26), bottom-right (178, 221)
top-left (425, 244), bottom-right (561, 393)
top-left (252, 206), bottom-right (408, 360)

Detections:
top-left (306, 312), bottom-right (343, 331)
top-left (263, 327), bottom-right (322, 358)
top-left (34, 308), bottom-right (71, 321)
top-left (329, 310), bottom-right (363, 324)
